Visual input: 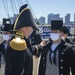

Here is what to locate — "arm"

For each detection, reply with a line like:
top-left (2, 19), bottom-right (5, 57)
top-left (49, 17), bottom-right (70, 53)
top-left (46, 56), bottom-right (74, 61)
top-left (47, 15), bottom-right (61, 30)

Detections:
top-left (30, 44), bottom-right (43, 55)
top-left (30, 41), bottom-right (47, 55)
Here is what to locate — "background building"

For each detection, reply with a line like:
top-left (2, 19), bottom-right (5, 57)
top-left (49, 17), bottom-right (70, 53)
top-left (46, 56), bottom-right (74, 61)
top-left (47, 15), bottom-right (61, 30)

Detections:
top-left (10, 14), bottom-right (18, 24)
top-left (39, 17), bottom-right (45, 24)
top-left (47, 13), bottom-right (63, 24)
top-left (65, 14), bottom-right (71, 25)
top-left (47, 13), bottom-right (54, 24)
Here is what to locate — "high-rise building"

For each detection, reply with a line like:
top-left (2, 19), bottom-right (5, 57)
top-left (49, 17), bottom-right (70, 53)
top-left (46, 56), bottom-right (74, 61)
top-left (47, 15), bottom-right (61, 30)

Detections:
top-left (10, 14), bottom-right (18, 24)
top-left (52, 14), bottom-right (60, 20)
top-left (13, 14), bottom-right (18, 21)
top-left (39, 17), bottom-right (45, 24)
top-left (47, 13), bottom-right (54, 24)
top-left (65, 14), bottom-right (70, 25)
top-left (47, 14), bottom-right (63, 24)
top-left (10, 17), bottom-right (14, 24)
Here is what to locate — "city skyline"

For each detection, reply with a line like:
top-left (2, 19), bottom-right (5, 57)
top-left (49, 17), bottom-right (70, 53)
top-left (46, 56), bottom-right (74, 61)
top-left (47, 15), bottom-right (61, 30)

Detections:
top-left (2, 13), bottom-right (75, 25)
top-left (0, 0), bottom-right (75, 23)
top-left (38, 13), bottom-right (75, 24)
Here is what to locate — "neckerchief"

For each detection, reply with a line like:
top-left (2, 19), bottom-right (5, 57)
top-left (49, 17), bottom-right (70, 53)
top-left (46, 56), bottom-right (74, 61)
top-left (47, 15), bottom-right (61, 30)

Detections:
top-left (49, 40), bottom-right (65, 66)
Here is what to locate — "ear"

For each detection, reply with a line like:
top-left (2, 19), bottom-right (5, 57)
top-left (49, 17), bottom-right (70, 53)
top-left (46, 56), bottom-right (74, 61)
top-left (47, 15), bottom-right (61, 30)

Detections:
top-left (65, 34), bottom-right (68, 37)
top-left (61, 32), bottom-right (64, 36)
top-left (25, 27), bottom-right (29, 31)
top-left (59, 32), bottom-right (63, 38)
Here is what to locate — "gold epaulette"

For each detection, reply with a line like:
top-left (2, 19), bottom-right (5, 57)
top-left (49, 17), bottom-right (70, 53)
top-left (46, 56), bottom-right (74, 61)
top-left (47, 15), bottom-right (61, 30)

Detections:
top-left (10, 38), bottom-right (27, 51)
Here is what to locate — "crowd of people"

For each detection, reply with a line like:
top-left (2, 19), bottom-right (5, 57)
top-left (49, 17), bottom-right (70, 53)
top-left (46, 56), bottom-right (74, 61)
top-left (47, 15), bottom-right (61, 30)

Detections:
top-left (0, 4), bottom-right (75, 75)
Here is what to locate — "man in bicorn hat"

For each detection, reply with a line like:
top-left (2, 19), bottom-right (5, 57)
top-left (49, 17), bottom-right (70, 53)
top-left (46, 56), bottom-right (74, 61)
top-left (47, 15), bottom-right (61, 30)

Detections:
top-left (38, 20), bottom-right (75, 75)
top-left (5, 4), bottom-right (43, 75)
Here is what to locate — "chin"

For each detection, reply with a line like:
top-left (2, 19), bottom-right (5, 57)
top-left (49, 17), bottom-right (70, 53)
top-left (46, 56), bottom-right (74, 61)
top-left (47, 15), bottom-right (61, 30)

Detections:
top-left (53, 39), bottom-right (61, 42)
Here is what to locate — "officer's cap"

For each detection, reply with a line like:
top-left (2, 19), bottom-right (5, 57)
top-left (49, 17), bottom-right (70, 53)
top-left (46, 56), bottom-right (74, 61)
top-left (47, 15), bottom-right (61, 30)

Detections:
top-left (1, 24), bottom-right (12, 32)
top-left (51, 20), bottom-right (63, 30)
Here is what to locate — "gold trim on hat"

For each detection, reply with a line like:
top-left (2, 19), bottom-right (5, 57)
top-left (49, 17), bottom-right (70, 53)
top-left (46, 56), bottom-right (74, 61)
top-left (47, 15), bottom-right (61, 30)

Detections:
top-left (14, 8), bottom-right (30, 30)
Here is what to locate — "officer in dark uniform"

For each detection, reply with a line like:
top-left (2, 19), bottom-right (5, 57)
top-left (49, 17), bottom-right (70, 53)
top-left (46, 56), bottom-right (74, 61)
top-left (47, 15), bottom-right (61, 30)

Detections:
top-left (38, 20), bottom-right (75, 75)
top-left (5, 4), bottom-right (43, 75)
top-left (0, 23), bottom-right (12, 67)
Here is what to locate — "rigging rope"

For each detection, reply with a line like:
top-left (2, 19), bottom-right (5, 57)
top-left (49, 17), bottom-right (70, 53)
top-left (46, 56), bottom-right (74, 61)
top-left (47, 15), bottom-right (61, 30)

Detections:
top-left (6, 0), bottom-right (10, 17)
top-left (17, 0), bottom-right (21, 8)
top-left (2, 0), bottom-right (9, 18)
top-left (24, 0), bottom-right (36, 18)
top-left (24, 0), bottom-right (40, 24)
top-left (9, 0), bottom-right (15, 15)
top-left (20, 0), bottom-right (23, 5)
top-left (12, 0), bottom-right (18, 14)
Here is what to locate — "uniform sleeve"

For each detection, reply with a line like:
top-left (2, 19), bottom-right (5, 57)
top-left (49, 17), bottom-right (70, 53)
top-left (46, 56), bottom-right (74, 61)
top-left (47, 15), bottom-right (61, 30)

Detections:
top-left (5, 36), bottom-right (26, 75)
top-left (30, 44), bottom-right (43, 55)
top-left (34, 34), bottom-right (42, 57)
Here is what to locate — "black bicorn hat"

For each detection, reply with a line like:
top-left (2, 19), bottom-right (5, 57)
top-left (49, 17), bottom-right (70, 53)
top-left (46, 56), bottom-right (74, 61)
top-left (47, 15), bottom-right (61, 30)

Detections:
top-left (1, 24), bottom-right (12, 32)
top-left (51, 20), bottom-right (63, 30)
top-left (13, 4), bottom-right (39, 31)
top-left (19, 4), bottom-right (28, 13)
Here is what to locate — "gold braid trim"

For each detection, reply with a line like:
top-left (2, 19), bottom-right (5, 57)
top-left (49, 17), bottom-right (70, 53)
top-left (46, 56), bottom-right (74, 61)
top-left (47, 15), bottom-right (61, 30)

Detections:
top-left (14, 8), bottom-right (30, 31)
top-left (35, 45), bottom-right (38, 54)
top-left (10, 38), bottom-right (27, 51)
top-left (15, 31), bottom-right (24, 39)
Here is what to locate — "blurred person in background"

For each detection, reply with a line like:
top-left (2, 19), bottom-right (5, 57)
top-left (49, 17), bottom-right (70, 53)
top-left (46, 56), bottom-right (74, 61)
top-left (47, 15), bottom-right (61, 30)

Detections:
top-left (60, 26), bottom-right (72, 44)
top-left (0, 23), bottom-right (13, 68)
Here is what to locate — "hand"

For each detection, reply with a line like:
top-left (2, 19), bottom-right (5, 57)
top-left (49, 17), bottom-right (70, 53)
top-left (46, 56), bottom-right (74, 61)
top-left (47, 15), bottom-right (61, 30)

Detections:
top-left (40, 41), bottom-right (47, 46)
top-left (34, 56), bottom-right (39, 59)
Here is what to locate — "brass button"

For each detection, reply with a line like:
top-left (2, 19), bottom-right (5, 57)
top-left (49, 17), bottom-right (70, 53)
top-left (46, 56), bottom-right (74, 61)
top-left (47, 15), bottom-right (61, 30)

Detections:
top-left (61, 59), bottom-right (63, 62)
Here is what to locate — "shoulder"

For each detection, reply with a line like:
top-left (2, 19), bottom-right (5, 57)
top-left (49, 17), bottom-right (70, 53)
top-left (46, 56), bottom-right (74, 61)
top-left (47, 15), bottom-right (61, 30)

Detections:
top-left (8, 36), bottom-right (27, 51)
top-left (65, 42), bottom-right (75, 53)
top-left (65, 42), bottom-right (73, 48)
top-left (66, 38), bottom-right (73, 44)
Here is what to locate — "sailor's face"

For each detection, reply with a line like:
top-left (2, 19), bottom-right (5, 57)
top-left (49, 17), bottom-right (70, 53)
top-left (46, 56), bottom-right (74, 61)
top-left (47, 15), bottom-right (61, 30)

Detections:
top-left (2, 31), bottom-right (11, 41)
top-left (50, 30), bottom-right (63, 41)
